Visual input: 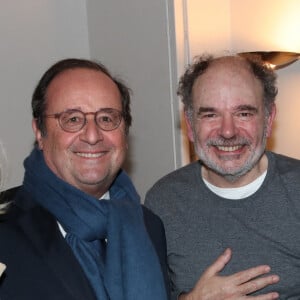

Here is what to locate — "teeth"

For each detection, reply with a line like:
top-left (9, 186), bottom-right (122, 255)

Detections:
top-left (76, 152), bottom-right (104, 158)
top-left (217, 145), bottom-right (241, 152)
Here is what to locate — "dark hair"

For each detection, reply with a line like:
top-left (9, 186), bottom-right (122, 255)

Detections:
top-left (177, 53), bottom-right (278, 116)
top-left (32, 58), bottom-right (132, 135)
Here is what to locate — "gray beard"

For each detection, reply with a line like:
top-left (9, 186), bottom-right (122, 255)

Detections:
top-left (193, 127), bottom-right (268, 183)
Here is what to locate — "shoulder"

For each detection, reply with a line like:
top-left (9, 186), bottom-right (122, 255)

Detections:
top-left (141, 206), bottom-right (166, 262)
top-left (0, 186), bottom-right (20, 204)
top-left (142, 205), bottom-right (164, 230)
top-left (145, 161), bottom-right (201, 210)
top-left (0, 186), bottom-right (20, 201)
top-left (0, 187), bottom-right (34, 259)
top-left (0, 186), bottom-right (21, 218)
top-left (268, 151), bottom-right (300, 174)
top-left (147, 161), bottom-right (200, 193)
top-left (156, 161), bottom-right (200, 185)
top-left (267, 151), bottom-right (300, 190)
top-left (0, 186), bottom-right (55, 236)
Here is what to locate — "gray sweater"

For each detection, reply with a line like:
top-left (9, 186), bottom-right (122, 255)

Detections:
top-left (145, 152), bottom-right (300, 300)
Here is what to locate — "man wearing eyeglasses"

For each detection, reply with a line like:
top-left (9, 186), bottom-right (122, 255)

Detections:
top-left (0, 59), bottom-right (169, 300)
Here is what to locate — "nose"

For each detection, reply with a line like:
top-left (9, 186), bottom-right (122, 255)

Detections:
top-left (79, 117), bottom-right (104, 144)
top-left (218, 114), bottom-right (238, 139)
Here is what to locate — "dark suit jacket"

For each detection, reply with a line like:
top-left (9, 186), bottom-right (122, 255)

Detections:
top-left (0, 186), bottom-right (170, 300)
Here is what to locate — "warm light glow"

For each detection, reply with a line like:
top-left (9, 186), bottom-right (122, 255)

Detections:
top-left (273, 3), bottom-right (300, 52)
top-left (231, 0), bottom-right (300, 53)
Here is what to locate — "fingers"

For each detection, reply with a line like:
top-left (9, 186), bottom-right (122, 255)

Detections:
top-left (238, 272), bottom-right (280, 296)
top-left (247, 291), bottom-right (279, 300)
top-left (203, 248), bottom-right (232, 277)
top-left (194, 249), bottom-right (280, 299)
top-left (231, 265), bottom-right (279, 286)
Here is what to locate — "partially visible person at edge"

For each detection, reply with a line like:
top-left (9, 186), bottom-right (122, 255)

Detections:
top-left (0, 58), bottom-right (169, 300)
top-left (146, 53), bottom-right (300, 299)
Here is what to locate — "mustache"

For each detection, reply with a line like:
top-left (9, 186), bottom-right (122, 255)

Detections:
top-left (206, 136), bottom-right (251, 147)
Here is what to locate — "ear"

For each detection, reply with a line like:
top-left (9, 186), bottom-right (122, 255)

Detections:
top-left (32, 119), bottom-right (44, 150)
top-left (266, 104), bottom-right (276, 137)
top-left (184, 111), bottom-right (195, 143)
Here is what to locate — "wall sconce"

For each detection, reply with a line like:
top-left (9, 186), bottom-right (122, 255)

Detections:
top-left (239, 51), bottom-right (300, 70)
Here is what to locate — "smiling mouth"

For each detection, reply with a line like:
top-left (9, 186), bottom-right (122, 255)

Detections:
top-left (216, 145), bottom-right (242, 152)
top-left (75, 152), bottom-right (106, 158)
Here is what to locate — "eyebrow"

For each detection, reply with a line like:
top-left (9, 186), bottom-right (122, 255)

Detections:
top-left (234, 105), bottom-right (258, 113)
top-left (196, 105), bottom-right (258, 115)
top-left (196, 107), bottom-right (216, 115)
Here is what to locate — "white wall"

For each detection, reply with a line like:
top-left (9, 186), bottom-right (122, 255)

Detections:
top-left (0, 1), bottom-right (90, 189)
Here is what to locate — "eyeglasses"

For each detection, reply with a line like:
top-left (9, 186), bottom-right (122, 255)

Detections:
top-left (44, 108), bottom-right (123, 133)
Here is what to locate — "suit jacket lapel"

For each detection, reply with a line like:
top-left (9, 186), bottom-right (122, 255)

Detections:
top-left (16, 191), bottom-right (96, 300)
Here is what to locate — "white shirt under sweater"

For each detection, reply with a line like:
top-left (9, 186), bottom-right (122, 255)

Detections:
top-left (203, 171), bottom-right (267, 199)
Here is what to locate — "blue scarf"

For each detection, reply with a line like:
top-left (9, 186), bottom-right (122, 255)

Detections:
top-left (23, 148), bottom-right (167, 300)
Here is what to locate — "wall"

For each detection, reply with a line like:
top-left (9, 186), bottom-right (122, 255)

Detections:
top-left (0, 1), bottom-right (180, 201)
top-left (186, 0), bottom-right (231, 57)
top-left (3, 1), bottom-right (297, 201)
top-left (86, 0), bottom-right (180, 200)
top-left (0, 1), bottom-right (90, 189)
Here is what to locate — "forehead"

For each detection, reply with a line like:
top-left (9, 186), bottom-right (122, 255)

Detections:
top-left (45, 68), bottom-right (121, 110)
top-left (192, 57), bottom-right (263, 107)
